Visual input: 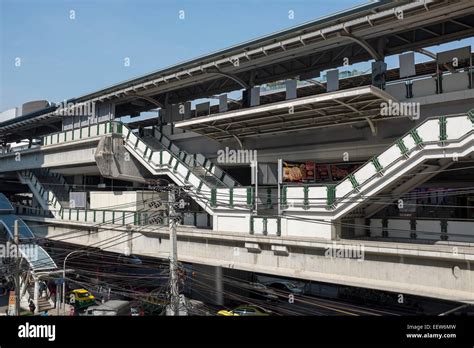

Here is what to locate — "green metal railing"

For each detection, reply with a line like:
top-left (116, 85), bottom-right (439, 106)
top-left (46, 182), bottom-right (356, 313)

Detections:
top-left (41, 121), bottom-right (114, 147)
top-left (284, 114), bottom-right (472, 210)
top-left (249, 216), bottom-right (282, 236)
top-left (326, 185), bottom-right (336, 207)
top-left (151, 126), bottom-right (236, 188)
top-left (439, 116), bottom-right (447, 142)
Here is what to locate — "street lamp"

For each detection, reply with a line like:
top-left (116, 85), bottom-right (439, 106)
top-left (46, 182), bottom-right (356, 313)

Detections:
top-left (62, 250), bottom-right (88, 315)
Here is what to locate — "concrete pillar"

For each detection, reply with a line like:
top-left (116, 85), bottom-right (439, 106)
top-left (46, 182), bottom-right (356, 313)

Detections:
top-left (191, 264), bottom-right (225, 306)
top-left (243, 87), bottom-right (260, 107)
top-left (33, 279), bottom-right (40, 314)
top-left (19, 275), bottom-right (27, 300)
top-left (331, 220), bottom-right (342, 240)
top-left (215, 266), bottom-right (224, 306)
top-left (55, 284), bottom-right (60, 312)
top-left (73, 175), bottom-right (82, 186)
top-left (354, 218), bottom-right (367, 237)
top-left (372, 60), bottom-right (387, 90)
top-left (285, 79), bottom-right (297, 100)
top-left (219, 94), bottom-right (228, 112)
top-left (326, 69), bottom-right (339, 92)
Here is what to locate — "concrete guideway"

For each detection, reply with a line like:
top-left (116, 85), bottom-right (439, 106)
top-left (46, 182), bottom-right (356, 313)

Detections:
top-left (24, 215), bottom-right (474, 303)
top-left (0, 122), bottom-right (112, 172)
top-left (121, 112), bottom-right (474, 239)
top-left (3, 112), bottom-right (474, 240)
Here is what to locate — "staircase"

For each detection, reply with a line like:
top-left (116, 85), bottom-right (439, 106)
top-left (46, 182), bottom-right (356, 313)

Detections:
top-left (23, 283), bottom-right (55, 313)
top-left (17, 169), bottom-right (72, 217)
top-left (142, 134), bottom-right (228, 188)
top-left (148, 126), bottom-right (239, 188)
top-left (18, 167), bottom-right (152, 226)
top-left (121, 124), bottom-right (250, 215)
top-left (34, 169), bottom-right (71, 208)
top-left (281, 113), bottom-right (474, 220)
top-left (362, 161), bottom-right (451, 218)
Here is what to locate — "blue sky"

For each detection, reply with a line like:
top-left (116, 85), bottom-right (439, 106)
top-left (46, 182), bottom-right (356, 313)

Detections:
top-left (1, 0), bottom-right (473, 112)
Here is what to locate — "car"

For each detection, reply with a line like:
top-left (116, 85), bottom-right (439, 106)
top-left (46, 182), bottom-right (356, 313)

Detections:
top-left (130, 307), bottom-right (144, 316)
top-left (66, 289), bottom-right (96, 309)
top-left (80, 305), bottom-right (100, 316)
top-left (88, 300), bottom-right (131, 316)
top-left (266, 281), bottom-right (304, 295)
top-left (117, 254), bottom-right (142, 265)
top-left (129, 301), bottom-right (145, 316)
top-left (248, 283), bottom-right (279, 302)
top-left (217, 305), bottom-right (272, 316)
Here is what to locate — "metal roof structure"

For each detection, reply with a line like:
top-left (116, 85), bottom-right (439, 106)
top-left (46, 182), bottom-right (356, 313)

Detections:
top-left (70, 0), bottom-right (474, 109)
top-left (126, 54), bottom-right (474, 130)
top-left (0, 193), bottom-right (57, 270)
top-left (19, 244), bottom-right (58, 271)
top-left (1, 0), bottom-right (473, 142)
top-left (0, 192), bottom-right (14, 213)
top-left (0, 213), bottom-right (35, 240)
top-left (175, 86), bottom-right (394, 139)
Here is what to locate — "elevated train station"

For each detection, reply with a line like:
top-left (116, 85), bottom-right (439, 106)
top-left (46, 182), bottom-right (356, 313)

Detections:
top-left (1, 0), bottom-right (474, 304)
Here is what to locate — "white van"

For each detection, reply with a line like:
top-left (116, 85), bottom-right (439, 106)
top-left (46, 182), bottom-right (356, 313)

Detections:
top-left (84, 300), bottom-right (131, 316)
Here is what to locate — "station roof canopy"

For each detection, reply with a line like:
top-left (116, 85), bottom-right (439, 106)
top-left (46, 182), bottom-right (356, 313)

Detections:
top-left (0, 193), bottom-right (57, 271)
top-left (1, 0), bottom-right (473, 142)
top-left (20, 244), bottom-right (58, 271)
top-left (0, 193), bottom-right (14, 213)
top-left (175, 86), bottom-right (394, 140)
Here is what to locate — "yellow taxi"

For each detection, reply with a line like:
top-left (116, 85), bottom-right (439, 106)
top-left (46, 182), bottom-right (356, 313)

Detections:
top-left (67, 289), bottom-right (96, 309)
top-left (217, 305), bottom-right (272, 316)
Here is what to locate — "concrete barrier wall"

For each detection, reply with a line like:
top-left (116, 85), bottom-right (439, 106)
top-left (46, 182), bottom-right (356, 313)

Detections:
top-left (369, 218), bottom-right (474, 242)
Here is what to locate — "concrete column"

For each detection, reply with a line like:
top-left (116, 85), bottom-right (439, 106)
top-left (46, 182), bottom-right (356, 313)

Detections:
top-left (34, 279), bottom-right (40, 314)
top-left (372, 60), bottom-right (387, 90)
top-left (331, 220), bottom-right (342, 240)
top-left (215, 266), bottom-right (224, 306)
top-left (73, 175), bottom-right (82, 186)
top-left (354, 218), bottom-right (367, 237)
top-left (192, 264), bottom-right (225, 306)
top-left (19, 275), bottom-right (27, 301)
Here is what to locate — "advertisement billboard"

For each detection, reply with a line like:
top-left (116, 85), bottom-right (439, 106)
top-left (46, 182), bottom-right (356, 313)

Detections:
top-left (282, 161), bottom-right (315, 182)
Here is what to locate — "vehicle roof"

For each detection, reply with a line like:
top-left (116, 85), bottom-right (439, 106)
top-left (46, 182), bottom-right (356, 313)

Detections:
top-left (235, 305), bottom-right (266, 310)
top-left (93, 300), bottom-right (130, 311)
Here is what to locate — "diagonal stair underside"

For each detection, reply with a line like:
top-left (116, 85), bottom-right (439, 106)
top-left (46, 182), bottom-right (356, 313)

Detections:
top-left (282, 113), bottom-right (474, 221)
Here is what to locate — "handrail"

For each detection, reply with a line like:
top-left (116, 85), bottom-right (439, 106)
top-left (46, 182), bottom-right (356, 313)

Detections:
top-left (331, 112), bottom-right (472, 204)
top-left (152, 126), bottom-right (239, 188)
top-left (41, 121), bottom-right (113, 146)
top-left (121, 123), bottom-right (230, 189)
top-left (22, 170), bottom-right (143, 225)
top-left (152, 126), bottom-right (228, 188)
top-left (282, 112), bottom-right (473, 210)
top-left (20, 170), bottom-right (62, 214)
top-left (38, 168), bottom-right (71, 194)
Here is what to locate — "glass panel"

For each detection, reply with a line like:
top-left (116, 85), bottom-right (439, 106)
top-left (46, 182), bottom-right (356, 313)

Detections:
top-left (0, 193), bottom-right (14, 212)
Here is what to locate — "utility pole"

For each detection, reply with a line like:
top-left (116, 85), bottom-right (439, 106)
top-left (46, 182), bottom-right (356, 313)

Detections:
top-left (168, 184), bottom-right (179, 316)
top-left (13, 219), bottom-right (20, 316)
top-left (278, 159), bottom-right (282, 217)
top-left (251, 160), bottom-right (258, 213)
top-left (62, 250), bottom-right (88, 315)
